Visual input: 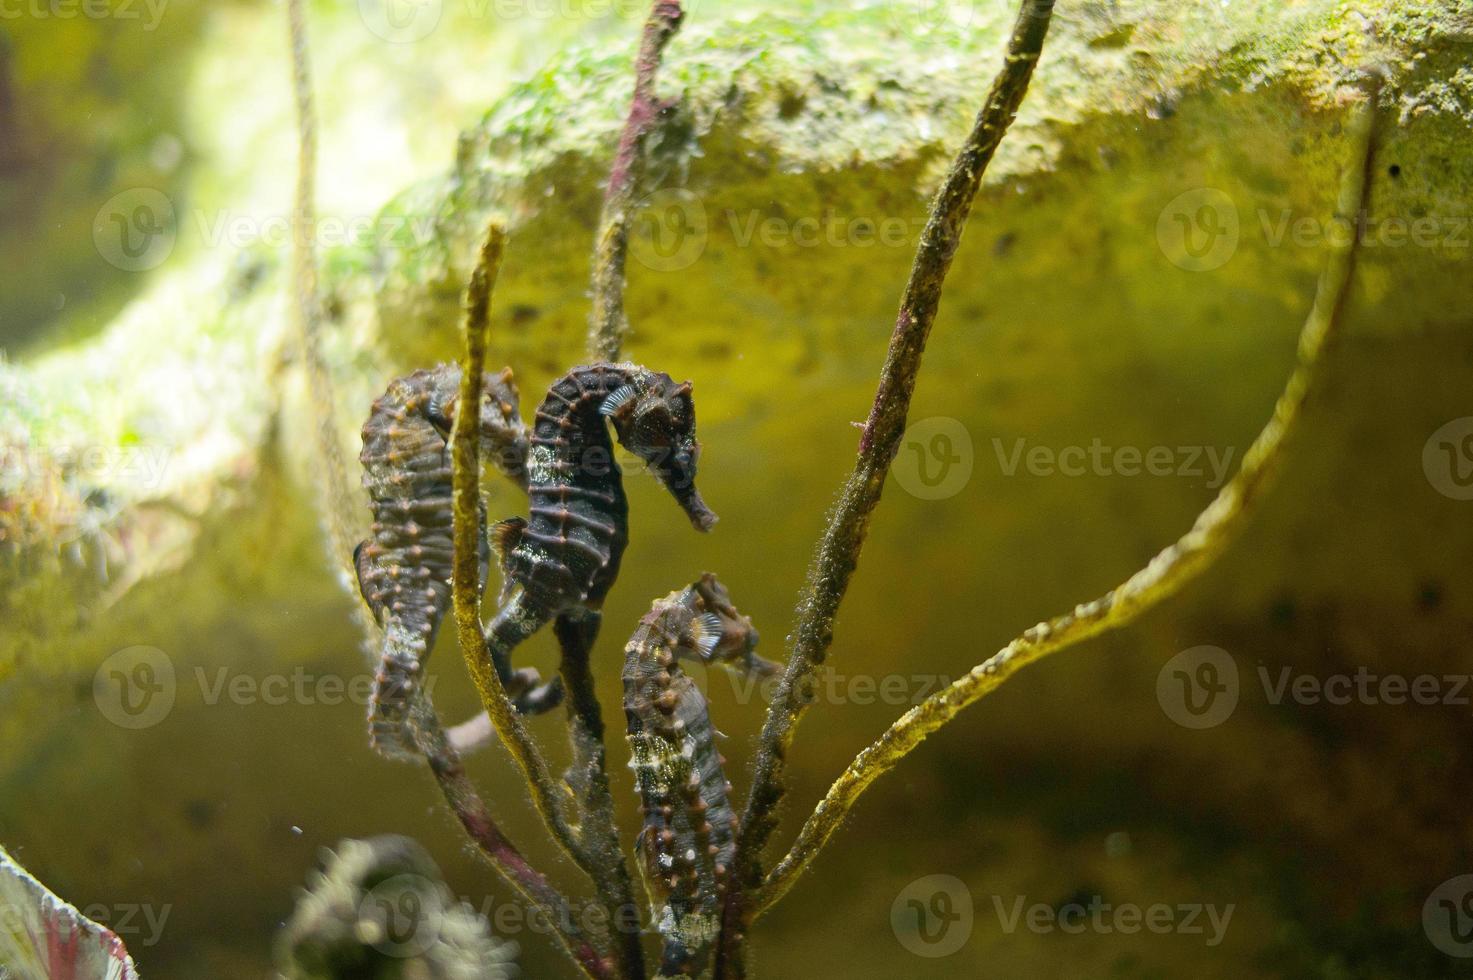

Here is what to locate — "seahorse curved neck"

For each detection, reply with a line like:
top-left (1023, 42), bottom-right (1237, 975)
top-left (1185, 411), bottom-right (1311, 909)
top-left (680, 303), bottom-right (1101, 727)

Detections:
top-left (527, 362), bottom-right (641, 481)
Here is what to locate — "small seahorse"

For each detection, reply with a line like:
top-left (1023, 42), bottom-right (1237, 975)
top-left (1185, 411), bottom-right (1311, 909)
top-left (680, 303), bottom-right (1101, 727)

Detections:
top-left (482, 362), bottom-right (718, 714)
top-left (623, 575), bottom-right (776, 979)
top-left (355, 363), bottom-right (534, 760)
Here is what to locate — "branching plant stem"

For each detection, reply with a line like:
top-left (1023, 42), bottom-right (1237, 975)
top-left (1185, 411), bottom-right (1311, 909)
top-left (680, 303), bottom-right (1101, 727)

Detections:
top-left (714, 8), bottom-right (1057, 974)
top-left (755, 70), bottom-right (1383, 921)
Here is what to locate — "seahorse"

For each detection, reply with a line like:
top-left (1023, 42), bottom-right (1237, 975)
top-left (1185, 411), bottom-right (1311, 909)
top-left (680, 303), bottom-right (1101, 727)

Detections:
top-left (623, 575), bottom-right (776, 979)
top-left (354, 363), bottom-right (543, 760)
top-left (480, 362), bottom-right (719, 714)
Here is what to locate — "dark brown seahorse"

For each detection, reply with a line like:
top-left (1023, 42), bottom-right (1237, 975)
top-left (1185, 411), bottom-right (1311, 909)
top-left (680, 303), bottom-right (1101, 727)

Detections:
top-left (623, 575), bottom-right (777, 979)
top-left (354, 363), bottom-right (539, 760)
top-left (481, 362), bottom-right (718, 714)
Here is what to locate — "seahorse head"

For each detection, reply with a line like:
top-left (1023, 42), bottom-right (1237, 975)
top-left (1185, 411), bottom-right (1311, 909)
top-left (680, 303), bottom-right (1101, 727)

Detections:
top-left (688, 573), bottom-right (777, 677)
top-left (422, 364), bottom-right (529, 489)
top-left (604, 368), bottom-right (717, 531)
top-left (638, 574), bottom-right (775, 677)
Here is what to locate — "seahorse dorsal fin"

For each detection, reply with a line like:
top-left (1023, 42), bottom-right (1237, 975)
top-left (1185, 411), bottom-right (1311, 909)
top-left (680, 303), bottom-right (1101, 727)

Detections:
top-left (489, 517), bottom-right (525, 605)
top-left (599, 384), bottom-right (638, 417)
top-left (353, 539), bottom-right (386, 623)
top-left (690, 612), bottom-right (724, 656)
top-left (490, 517), bottom-right (525, 562)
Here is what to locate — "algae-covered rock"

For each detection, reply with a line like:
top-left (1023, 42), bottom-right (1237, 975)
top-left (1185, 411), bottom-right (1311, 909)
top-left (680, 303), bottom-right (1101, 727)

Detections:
top-left (2, 2), bottom-right (1473, 977)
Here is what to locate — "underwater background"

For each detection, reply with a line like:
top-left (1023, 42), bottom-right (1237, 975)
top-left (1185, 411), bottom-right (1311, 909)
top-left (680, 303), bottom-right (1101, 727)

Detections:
top-left (3, 1), bottom-right (1473, 976)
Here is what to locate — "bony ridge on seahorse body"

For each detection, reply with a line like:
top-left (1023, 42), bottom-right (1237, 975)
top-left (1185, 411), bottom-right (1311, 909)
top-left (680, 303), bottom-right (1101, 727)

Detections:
top-left (354, 363), bottom-right (536, 760)
top-left (623, 575), bottom-right (777, 979)
top-left (475, 362), bottom-right (720, 717)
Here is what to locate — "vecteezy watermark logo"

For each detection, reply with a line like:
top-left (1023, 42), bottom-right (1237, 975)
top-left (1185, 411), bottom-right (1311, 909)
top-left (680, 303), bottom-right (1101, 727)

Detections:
top-left (1423, 417), bottom-right (1473, 501)
top-left (80, 904), bottom-right (173, 948)
top-left (991, 438), bottom-right (1237, 488)
top-left (989, 894), bottom-right (1233, 945)
top-left (358, 0), bottom-right (441, 42)
top-left (891, 874), bottom-right (973, 958)
top-left (0, 902), bottom-right (173, 949)
top-left (891, 416), bottom-right (974, 500)
top-left (627, 188), bottom-right (708, 272)
top-left (92, 653), bottom-right (420, 729)
top-left (707, 665), bottom-right (956, 709)
top-left (472, 0), bottom-right (648, 18)
top-left (1156, 645), bottom-right (1238, 729)
top-left (884, 0), bottom-right (979, 41)
top-left (93, 646), bottom-right (177, 730)
top-left (1156, 188), bottom-right (1240, 272)
top-left (1424, 875), bottom-right (1473, 958)
top-left (1163, 656), bottom-right (1473, 723)
top-left (1257, 210), bottom-right (1469, 252)
top-left (724, 209), bottom-right (923, 250)
top-left (2, 443), bottom-right (174, 549)
top-left (0, 0), bottom-right (169, 30)
top-left (190, 208), bottom-right (439, 251)
top-left (1259, 667), bottom-right (1473, 708)
top-left (93, 188), bottom-right (176, 272)
top-left (361, 874), bottom-right (444, 958)
top-left (2, 445), bottom-right (175, 487)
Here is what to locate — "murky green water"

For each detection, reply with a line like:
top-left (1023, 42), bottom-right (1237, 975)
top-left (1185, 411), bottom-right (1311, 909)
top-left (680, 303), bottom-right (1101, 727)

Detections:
top-left (4, 2), bottom-right (1473, 978)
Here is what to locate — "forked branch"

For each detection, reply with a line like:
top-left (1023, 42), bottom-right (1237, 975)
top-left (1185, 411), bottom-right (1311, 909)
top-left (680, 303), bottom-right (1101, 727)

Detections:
top-left (757, 80), bottom-right (1384, 916)
top-left (716, 2), bottom-right (1056, 974)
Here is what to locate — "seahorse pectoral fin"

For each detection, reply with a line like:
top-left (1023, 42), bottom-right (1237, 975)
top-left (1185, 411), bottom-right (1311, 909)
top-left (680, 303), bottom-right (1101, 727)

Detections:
top-left (489, 516), bottom-right (524, 556)
top-left (599, 384), bottom-right (639, 419)
top-left (689, 613), bottom-right (725, 657)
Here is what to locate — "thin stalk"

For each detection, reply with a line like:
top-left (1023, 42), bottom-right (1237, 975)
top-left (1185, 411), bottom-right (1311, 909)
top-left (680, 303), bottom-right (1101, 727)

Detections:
top-left (285, 0), bottom-right (368, 624)
top-left (756, 80), bottom-right (1383, 918)
top-left (451, 225), bottom-right (597, 878)
top-left (588, 0), bottom-right (685, 362)
top-left (715, 6), bottom-right (1056, 975)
